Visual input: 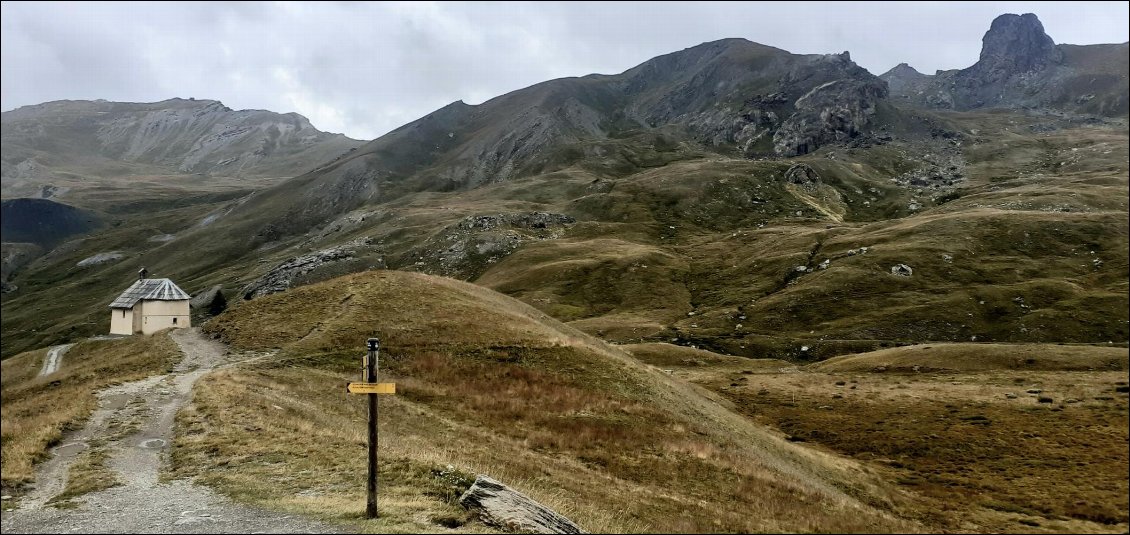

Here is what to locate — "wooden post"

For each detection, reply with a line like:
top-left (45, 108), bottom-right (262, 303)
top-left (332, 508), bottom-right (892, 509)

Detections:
top-left (346, 339), bottom-right (394, 517)
top-left (366, 337), bottom-right (379, 519)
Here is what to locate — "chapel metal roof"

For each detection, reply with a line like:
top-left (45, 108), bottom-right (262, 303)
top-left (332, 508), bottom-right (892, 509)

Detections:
top-left (109, 278), bottom-right (190, 309)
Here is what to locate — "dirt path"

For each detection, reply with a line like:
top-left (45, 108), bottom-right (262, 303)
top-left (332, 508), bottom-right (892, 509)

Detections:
top-left (38, 344), bottom-right (73, 376)
top-left (1, 328), bottom-right (339, 534)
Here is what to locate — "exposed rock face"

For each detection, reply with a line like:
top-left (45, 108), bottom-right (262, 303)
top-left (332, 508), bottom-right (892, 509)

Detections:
top-left (976, 13), bottom-right (1062, 76)
top-left (190, 284), bottom-right (227, 320)
top-left (941, 13), bottom-right (1063, 109)
top-left (891, 264), bottom-right (914, 277)
top-left (883, 13), bottom-right (1127, 115)
top-left (459, 475), bottom-right (585, 534)
top-left (241, 239), bottom-right (381, 299)
top-left (774, 75), bottom-right (888, 156)
top-left (76, 252), bottom-right (124, 268)
top-left (457, 212), bottom-right (576, 231)
top-left (880, 63), bottom-right (930, 96)
top-left (411, 212), bottom-right (575, 278)
top-left (784, 163), bottom-right (821, 186)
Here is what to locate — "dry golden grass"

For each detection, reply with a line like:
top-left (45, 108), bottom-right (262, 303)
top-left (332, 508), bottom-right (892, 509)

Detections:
top-left (51, 448), bottom-right (117, 504)
top-left (184, 270), bottom-right (918, 533)
top-left (0, 334), bottom-right (180, 494)
top-left (644, 338), bottom-right (1130, 533)
top-left (624, 342), bottom-right (790, 370)
top-left (811, 343), bottom-right (1129, 373)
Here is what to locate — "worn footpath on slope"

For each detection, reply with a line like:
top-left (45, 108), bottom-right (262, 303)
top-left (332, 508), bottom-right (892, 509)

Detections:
top-left (1, 328), bottom-right (339, 534)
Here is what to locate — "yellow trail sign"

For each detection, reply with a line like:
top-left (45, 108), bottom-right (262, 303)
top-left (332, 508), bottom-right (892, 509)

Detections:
top-left (347, 382), bottom-right (396, 395)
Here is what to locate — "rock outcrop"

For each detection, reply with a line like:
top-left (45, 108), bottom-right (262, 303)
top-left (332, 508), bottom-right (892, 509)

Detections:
top-left (241, 239), bottom-right (382, 299)
top-left (411, 212), bottom-right (575, 278)
top-left (75, 252), bottom-right (124, 268)
top-left (882, 13), bottom-right (1127, 115)
top-left (784, 163), bottom-right (821, 186)
top-left (975, 13), bottom-right (1062, 76)
top-left (190, 284), bottom-right (227, 320)
top-left (880, 63), bottom-right (931, 97)
top-left (890, 264), bottom-right (914, 277)
top-left (774, 75), bottom-right (888, 156)
top-left (459, 475), bottom-right (585, 534)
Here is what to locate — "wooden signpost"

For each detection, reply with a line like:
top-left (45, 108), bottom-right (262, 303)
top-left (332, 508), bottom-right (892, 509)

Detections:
top-left (346, 337), bottom-right (396, 519)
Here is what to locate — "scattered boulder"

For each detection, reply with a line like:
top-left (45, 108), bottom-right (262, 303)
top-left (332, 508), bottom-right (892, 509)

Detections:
top-left (190, 284), bottom-right (227, 320)
top-left (890, 264), bottom-right (914, 277)
top-left (784, 163), bottom-right (821, 186)
top-left (412, 212), bottom-right (575, 278)
top-left (459, 475), bottom-right (585, 534)
top-left (457, 212), bottom-right (575, 232)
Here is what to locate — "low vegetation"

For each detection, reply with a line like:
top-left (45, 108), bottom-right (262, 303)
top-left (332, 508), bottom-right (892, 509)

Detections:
top-left (0, 334), bottom-right (180, 494)
top-left (171, 270), bottom-right (915, 533)
top-left (51, 447), bottom-right (116, 504)
top-left (648, 341), bottom-right (1130, 533)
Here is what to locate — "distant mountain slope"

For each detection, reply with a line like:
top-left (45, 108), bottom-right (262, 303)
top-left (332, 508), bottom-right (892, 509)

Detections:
top-left (220, 38), bottom-right (905, 240)
top-left (0, 198), bottom-right (99, 248)
top-left (1, 12), bottom-right (1126, 361)
top-left (1, 98), bottom-right (363, 198)
top-left (881, 13), bottom-right (1129, 116)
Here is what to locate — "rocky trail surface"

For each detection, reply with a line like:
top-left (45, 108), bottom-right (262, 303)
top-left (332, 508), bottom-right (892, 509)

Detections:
top-left (1, 328), bottom-right (339, 534)
top-left (37, 344), bottom-right (74, 377)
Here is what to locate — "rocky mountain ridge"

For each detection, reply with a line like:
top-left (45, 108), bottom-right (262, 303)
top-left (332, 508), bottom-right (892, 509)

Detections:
top-left (881, 13), bottom-right (1129, 115)
top-left (221, 39), bottom-right (906, 242)
top-left (1, 98), bottom-right (363, 198)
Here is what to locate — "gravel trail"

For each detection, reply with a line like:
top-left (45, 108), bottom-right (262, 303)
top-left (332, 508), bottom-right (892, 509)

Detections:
top-left (2, 328), bottom-right (340, 534)
top-left (38, 344), bottom-right (74, 376)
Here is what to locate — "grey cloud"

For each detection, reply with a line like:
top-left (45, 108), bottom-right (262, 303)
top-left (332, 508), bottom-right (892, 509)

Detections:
top-left (2, 1), bottom-right (1127, 140)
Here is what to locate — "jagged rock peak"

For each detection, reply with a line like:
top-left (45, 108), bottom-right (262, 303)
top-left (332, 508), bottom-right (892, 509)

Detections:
top-left (887, 63), bottom-right (923, 76)
top-left (977, 13), bottom-right (1062, 73)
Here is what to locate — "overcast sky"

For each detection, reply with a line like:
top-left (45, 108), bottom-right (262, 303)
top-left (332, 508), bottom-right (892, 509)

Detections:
top-left (2, 1), bottom-right (1127, 140)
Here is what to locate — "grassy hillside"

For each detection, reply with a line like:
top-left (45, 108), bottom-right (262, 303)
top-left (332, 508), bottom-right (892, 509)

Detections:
top-left (811, 343), bottom-right (1128, 373)
top-left (177, 270), bottom-right (915, 533)
top-left (633, 341), bottom-right (1130, 532)
top-left (3, 110), bottom-right (1126, 363)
